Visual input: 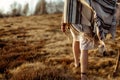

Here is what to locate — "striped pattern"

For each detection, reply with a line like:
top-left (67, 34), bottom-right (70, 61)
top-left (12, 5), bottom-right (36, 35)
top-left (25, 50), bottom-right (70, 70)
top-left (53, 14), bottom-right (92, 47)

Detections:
top-left (63, 0), bottom-right (79, 23)
top-left (91, 0), bottom-right (117, 40)
top-left (63, 0), bottom-right (117, 40)
top-left (63, 0), bottom-right (94, 26)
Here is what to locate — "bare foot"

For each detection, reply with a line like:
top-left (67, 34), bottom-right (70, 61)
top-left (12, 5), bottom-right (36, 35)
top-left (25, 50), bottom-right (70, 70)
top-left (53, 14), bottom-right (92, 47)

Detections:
top-left (75, 63), bottom-right (80, 68)
top-left (81, 73), bottom-right (88, 80)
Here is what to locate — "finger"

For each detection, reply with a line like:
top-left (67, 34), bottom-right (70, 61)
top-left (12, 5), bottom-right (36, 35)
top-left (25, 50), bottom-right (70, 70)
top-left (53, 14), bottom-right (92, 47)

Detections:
top-left (61, 26), bottom-right (66, 32)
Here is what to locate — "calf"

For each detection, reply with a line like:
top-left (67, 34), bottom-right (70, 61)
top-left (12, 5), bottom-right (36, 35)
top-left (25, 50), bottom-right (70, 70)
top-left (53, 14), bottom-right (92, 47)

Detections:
top-left (116, 3), bottom-right (120, 26)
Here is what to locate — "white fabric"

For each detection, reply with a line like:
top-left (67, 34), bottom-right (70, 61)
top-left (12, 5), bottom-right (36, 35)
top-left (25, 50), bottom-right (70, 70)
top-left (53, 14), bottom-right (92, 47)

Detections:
top-left (70, 24), bottom-right (94, 50)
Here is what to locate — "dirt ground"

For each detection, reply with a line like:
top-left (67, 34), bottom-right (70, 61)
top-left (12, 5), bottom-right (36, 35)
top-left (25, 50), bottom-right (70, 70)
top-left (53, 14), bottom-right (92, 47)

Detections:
top-left (0, 14), bottom-right (120, 80)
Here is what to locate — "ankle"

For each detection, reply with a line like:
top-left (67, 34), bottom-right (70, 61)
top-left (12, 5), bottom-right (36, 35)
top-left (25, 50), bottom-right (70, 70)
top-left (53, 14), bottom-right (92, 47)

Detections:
top-left (74, 62), bottom-right (80, 68)
top-left (81, 73), bottom-right (88, 80)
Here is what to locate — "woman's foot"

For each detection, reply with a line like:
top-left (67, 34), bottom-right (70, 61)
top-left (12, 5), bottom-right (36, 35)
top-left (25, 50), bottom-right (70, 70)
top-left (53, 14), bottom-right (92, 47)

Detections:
top-left (75, 62), bottom-right (80, 68)
top-left (81, 73), bottom-right (88, 80)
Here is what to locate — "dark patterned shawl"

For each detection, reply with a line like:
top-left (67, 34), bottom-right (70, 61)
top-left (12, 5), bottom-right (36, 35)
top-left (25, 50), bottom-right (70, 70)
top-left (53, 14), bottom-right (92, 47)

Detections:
top-left (90, 0), bottom-right (117, 40)
top-left (63, 0), bottom-right (117, 40)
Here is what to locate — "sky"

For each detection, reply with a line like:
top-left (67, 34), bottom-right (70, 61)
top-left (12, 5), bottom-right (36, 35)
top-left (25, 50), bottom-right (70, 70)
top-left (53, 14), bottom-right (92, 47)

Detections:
top-left (0, 0), bottom-right (64, 16)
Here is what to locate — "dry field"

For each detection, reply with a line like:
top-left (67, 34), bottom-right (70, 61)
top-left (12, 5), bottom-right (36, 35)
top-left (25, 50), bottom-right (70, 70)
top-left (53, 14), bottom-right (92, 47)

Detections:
top-left (0, 14), bottom-right (120, 80)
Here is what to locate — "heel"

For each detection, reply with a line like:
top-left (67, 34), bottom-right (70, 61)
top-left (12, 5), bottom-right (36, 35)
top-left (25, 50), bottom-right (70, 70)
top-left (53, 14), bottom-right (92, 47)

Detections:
top-left (81, 73), bottom-right (88, 80)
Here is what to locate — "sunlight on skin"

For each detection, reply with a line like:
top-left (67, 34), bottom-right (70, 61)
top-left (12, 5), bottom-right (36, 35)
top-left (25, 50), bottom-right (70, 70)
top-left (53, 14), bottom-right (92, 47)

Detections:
top-left (116, 3), bottom-right (120, 26)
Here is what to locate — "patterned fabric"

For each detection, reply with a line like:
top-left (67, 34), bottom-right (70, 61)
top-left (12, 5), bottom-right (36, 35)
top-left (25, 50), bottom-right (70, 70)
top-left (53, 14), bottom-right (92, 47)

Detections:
top-left (70, 24), bottom-right (94, 50)
top-left (63, 0), bottom-right (94, 26)
top-left (63, 0), bottom-right (117, 40)
top-left (90, 0), bottom-right (117, 40)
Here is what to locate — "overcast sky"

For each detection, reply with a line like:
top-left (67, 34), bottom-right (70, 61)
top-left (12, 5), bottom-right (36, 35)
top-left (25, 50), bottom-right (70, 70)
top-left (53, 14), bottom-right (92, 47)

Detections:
top-left (0, 0), bottom-right (64, 16)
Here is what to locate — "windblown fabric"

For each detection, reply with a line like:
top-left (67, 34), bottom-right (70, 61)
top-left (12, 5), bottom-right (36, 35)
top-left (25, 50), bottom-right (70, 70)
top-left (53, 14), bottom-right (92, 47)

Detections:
top-left (63, 0), bottom-right (117, 40)
top-left (63, 0), bottom-right (95, 26)
top-left (90, 0), bottom-right (117, 40)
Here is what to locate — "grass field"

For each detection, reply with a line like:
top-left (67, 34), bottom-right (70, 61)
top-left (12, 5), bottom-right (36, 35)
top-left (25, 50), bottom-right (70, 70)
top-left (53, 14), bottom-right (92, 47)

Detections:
top-left (0, 14), bottom-right (120, 80)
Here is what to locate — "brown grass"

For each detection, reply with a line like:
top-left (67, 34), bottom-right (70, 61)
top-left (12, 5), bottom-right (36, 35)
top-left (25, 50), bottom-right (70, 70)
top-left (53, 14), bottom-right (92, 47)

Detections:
top-left (0, 14), bottom-right (120, 80)
top-left (6, 62), bottom-right (77, 80)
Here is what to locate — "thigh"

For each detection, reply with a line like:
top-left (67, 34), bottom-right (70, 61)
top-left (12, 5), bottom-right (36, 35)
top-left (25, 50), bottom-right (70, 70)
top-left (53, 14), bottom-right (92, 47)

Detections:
top-left (80, 35), bottom-right (94, 50)
top-left (70, 24), bottom-right (94, 50)
top-left (70, 25), bottom-right (80, 41)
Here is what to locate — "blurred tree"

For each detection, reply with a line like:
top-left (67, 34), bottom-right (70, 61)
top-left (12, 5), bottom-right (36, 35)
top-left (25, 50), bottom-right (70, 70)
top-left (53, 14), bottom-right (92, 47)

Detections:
top-left (40, 0), bottom-right (46, 14)
top-left (36, 0), bottom-right (46, 14)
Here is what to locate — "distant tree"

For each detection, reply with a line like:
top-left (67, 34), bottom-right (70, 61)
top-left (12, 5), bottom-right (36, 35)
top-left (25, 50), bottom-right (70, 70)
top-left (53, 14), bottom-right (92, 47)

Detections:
top-left (40, 0), bottom-right (46, 14)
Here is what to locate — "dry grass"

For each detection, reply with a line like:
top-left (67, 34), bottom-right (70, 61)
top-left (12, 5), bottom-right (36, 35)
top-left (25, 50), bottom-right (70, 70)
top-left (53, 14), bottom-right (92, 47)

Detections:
top-left (6, 62), bottom-right (77, 80)
top-left (0, 14), bottom-right (120, 80)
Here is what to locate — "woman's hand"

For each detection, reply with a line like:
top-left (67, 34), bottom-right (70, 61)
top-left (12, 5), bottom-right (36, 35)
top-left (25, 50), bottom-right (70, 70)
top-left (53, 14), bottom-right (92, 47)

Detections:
top-left (61, 23), bottom-right (67, 32)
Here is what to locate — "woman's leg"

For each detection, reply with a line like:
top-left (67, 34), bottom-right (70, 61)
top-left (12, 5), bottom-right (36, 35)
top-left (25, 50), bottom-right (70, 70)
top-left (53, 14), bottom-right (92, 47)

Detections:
top-left (80, 50), bottom-right (88, 80)
top-left (70, 26), bottom-right (81, 67)
top-left (72, 40), bottom-right (80, 67)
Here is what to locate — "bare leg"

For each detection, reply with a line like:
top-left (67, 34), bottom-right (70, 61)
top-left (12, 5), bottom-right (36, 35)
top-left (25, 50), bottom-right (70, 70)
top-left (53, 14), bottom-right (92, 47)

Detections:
top-left (80, 50), bottom-right (88, 80)
top-left (72, 40), bottom-right (80, 67)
